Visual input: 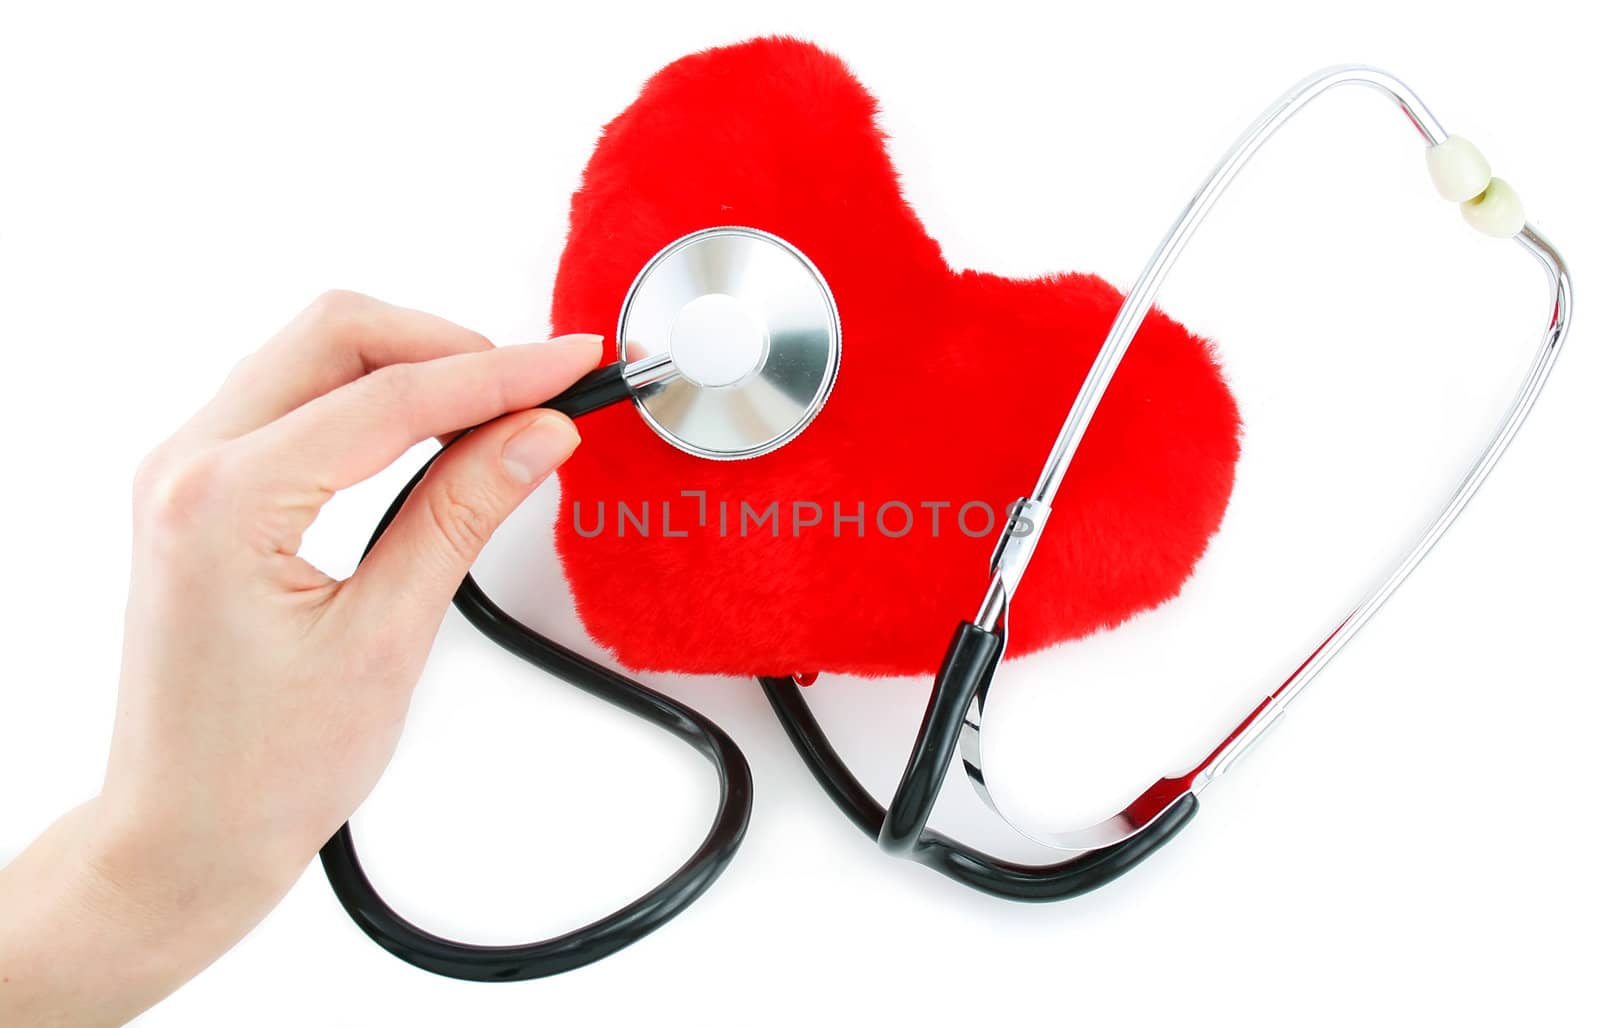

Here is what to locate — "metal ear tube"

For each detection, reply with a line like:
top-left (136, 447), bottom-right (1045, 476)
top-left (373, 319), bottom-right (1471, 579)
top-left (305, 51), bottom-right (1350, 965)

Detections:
top-left (770, 64), bottom-right (1571, 894)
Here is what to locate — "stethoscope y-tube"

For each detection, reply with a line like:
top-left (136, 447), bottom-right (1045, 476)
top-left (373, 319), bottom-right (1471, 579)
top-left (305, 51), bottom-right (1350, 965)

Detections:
top-left (761, 668), bottom-right (1198, 900)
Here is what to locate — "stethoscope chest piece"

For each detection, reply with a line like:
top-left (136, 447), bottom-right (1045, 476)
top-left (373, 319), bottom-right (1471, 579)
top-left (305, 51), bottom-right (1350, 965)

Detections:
top-left (617, 226), bottom-right (841, 460)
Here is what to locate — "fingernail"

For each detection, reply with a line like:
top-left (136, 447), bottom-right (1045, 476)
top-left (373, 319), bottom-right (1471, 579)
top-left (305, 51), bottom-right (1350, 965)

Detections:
top-left (550, 332), bottom-right (605, 349)
top-left (502, 413), bottom-right (581, 484)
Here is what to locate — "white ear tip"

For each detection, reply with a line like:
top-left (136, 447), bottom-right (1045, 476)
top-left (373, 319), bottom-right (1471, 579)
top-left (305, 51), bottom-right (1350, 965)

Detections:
top-left (1427, 135), bottom-right (1492, 203)
top-left (1460, 178), bottom-right (1525, 238)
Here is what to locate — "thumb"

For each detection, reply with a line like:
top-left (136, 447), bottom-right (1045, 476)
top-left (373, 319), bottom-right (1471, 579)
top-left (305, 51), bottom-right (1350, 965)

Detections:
top-left (344, 408), bottom-right (580, 626)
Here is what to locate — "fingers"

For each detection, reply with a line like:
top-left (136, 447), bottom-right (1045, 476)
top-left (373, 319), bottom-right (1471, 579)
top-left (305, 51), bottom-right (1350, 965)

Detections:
top-left (339, 408), bottom-right (581, 629)
top-left (188, 291), bottom-right (497, 441)
top-left (236, 332), bottom-right (602, 503)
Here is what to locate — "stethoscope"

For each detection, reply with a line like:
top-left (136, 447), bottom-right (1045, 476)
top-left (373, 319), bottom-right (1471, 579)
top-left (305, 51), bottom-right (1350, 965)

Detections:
top-left (319, 65), bottom-right (1571, 980)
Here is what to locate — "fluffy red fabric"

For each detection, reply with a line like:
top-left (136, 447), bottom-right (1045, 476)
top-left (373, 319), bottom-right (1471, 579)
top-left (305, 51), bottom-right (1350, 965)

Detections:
top-left (550, 36), bottom-right (1240, 678)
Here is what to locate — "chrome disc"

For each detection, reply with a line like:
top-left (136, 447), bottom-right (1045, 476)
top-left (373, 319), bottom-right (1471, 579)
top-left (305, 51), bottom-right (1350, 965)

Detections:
top-left (617, 226), bottom-right (841, 460)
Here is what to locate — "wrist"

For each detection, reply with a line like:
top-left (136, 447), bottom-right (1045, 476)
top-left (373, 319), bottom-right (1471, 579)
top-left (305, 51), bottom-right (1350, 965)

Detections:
top-left (80, 793), bottom-right (304, 945)
top-left (0, 798), bottom-right (301, 1025)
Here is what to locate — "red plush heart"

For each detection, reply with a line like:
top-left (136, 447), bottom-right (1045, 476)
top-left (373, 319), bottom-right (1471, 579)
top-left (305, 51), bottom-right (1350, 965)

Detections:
top-left (550, 36), bottom-right (1240, 678)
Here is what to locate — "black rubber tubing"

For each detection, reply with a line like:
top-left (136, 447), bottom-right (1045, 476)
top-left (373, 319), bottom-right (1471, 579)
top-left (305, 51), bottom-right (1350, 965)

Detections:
top-left (877, 621), bottom-right (1003, 856)
top-left (318, 365), bottom-right (754, 982)
top-left (321, 353), bottom-right (1193, 979)
top-left (760, 621), bottom-right (1197, 900)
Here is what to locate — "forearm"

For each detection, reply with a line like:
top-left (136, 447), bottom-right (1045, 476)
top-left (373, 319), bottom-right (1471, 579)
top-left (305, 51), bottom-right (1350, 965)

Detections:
top-left (0, 799), bottom-right (293, 1026)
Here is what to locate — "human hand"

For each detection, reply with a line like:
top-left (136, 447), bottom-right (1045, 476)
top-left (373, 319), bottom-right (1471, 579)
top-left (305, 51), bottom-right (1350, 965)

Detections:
top-left (0, 291), bottom-right (602, 1025)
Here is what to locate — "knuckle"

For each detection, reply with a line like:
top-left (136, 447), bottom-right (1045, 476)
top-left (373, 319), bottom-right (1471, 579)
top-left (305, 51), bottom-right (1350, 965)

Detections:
top-left (305, 288), bottom-right (367, 323)
top-left (423, 479), bottom-right (499, 563)
top-left (363, 361), bottom-right (417, 410)
top-left (131, 444), bottom-right (178, 507)
top-left (301, 289), bottom-right (373, 342)
top-left (133, 448), bottom-right (233, 534)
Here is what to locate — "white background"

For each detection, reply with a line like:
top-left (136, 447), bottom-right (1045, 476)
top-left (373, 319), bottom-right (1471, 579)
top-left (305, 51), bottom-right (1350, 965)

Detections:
top-left (3, 2), bottom-right (1597, 1024)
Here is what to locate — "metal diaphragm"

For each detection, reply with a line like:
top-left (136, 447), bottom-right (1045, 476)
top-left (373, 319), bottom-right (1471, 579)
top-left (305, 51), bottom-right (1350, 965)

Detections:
top-left (617, 226), bottom-right (841, 460)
